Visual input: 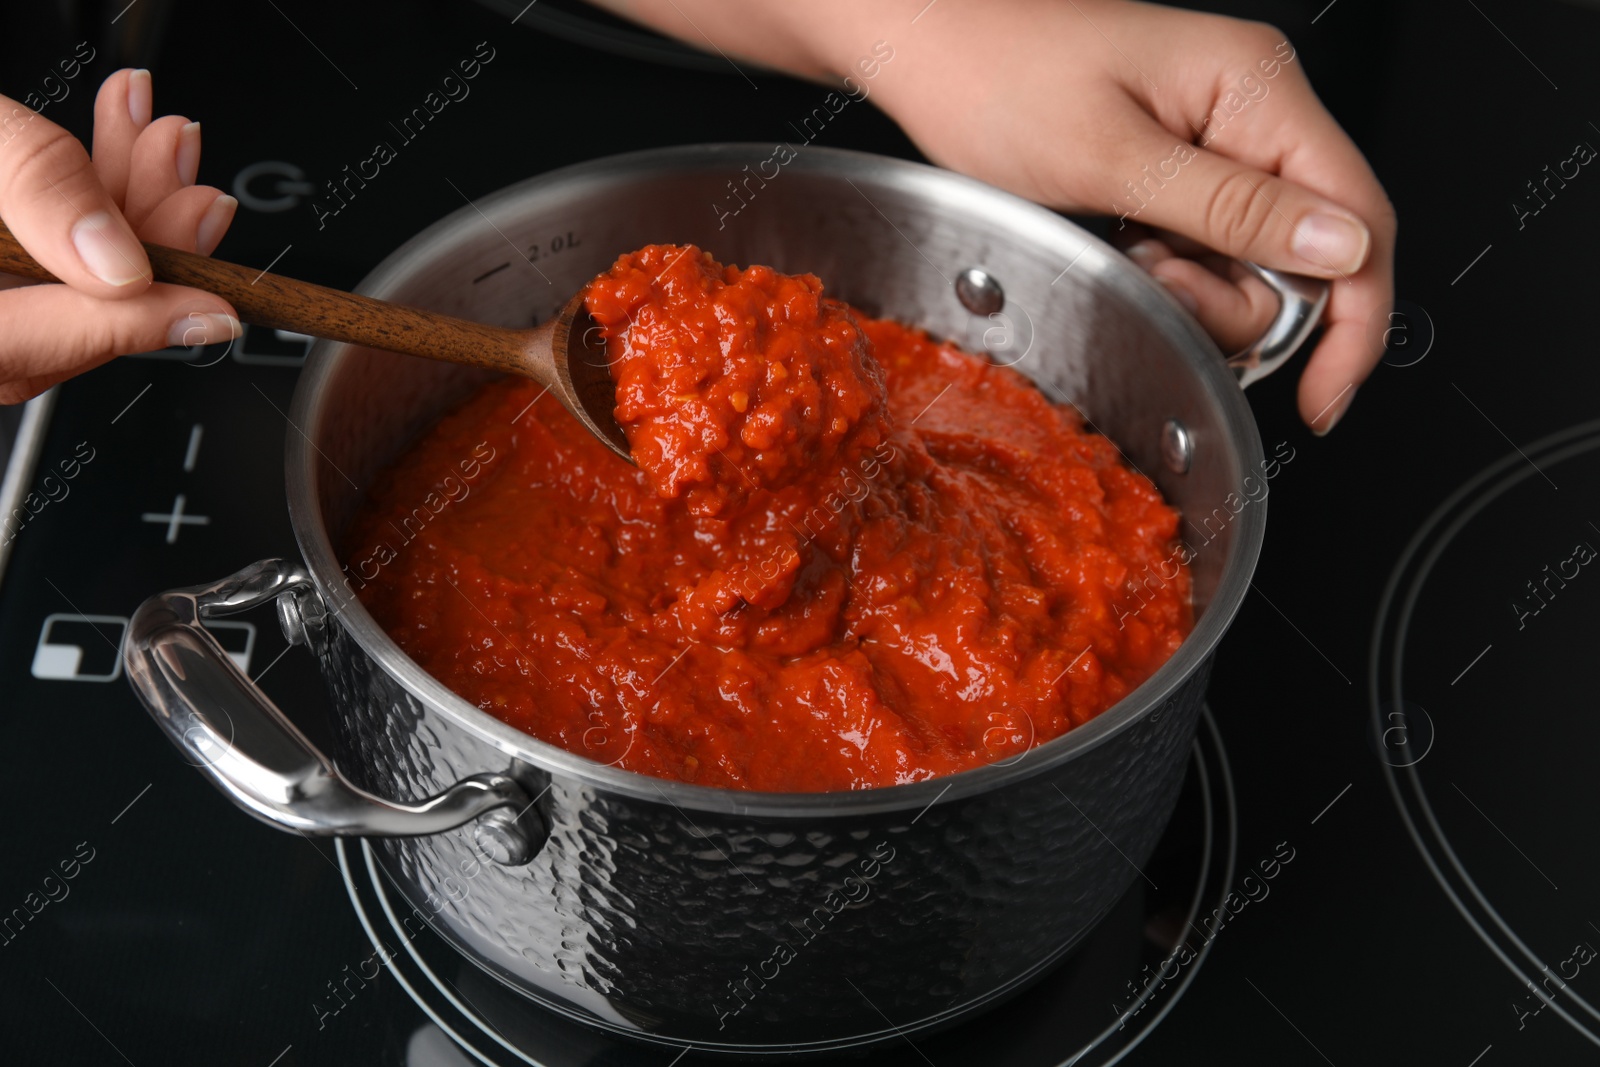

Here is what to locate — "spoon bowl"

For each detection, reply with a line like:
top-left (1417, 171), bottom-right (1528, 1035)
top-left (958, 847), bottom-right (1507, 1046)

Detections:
top-left (540, 293), bottom-right (630, 458)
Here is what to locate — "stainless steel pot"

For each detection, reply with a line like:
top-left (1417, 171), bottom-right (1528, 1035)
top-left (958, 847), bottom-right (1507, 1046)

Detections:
top-left (124, 145), bottom-right (1323, 1054)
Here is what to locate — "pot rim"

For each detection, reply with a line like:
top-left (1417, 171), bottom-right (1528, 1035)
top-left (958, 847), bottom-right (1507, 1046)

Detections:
top-left (286, 143), bottom-right (1264, 818)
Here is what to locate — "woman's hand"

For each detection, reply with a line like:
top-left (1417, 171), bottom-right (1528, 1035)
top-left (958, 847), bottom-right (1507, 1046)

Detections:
top-left (865, 1), bottom-right (1393, 434)
top-left (0, 68), bottom-right (241, 404)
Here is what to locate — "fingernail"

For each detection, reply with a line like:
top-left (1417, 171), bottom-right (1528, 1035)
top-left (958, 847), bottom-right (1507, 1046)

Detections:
top-left (1157, 276), bottom-right (1198, 314)
top-left (166, 311), bottom-right (242, 348)
top-left (72, 212), bottom-right (149, 286)
top-left (176, 121), bottom-right (201, 186)
top-left (196, 194), bottom-right (237, 255)
top-left (1293, 212), bottom-right (1370, 274)
top-left (127, 69), bottom-right (152, 126)
top-left (1126, 240), bottom-right (1162, 266)
top-left (1312, 386), bottom-right (1358, 436)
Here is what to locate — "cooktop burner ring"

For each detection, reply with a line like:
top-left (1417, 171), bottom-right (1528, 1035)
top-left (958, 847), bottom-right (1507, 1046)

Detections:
top-left (1372, 416), bottom-right (1600, 1048)
top-left (337, 705), bottom-right (1237, 1066)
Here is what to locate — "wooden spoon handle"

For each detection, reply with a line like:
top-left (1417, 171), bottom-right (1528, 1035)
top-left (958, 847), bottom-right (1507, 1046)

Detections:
top-left (0, 221), bottom-right (543, 381)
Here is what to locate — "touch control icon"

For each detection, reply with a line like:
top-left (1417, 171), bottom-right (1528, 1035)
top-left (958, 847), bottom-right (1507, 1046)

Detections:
top-left (31, 614), bottom-right (128, 682)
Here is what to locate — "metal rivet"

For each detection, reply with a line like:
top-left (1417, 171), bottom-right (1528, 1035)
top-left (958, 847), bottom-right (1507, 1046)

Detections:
top-left (955, 267), bottom-right (1005, 316)
top-left (276, 594), bottom-right (307, 647)
top-left (474, 808), bottom-right (535, 866)
top-left (276, 588), bottom-right (327, 647)
top-left (1161, 419), bottom-right (1192, 475)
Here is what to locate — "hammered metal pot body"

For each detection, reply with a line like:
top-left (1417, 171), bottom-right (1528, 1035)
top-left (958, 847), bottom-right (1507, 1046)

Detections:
top-left (284, 145), bottom-right (1265, 1052)
top-left (314, 617), bottom-right (1209, 1049)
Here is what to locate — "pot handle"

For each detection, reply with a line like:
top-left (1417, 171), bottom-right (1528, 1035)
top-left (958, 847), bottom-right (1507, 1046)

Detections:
top-left (1226, 265), bottom-right (1330, 388)
top-left (123, 558), bottom-right (543, 864)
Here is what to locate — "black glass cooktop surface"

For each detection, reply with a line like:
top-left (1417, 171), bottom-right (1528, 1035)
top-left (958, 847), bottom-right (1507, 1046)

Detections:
top-left (2, 0), bottom-right (1598, 1063)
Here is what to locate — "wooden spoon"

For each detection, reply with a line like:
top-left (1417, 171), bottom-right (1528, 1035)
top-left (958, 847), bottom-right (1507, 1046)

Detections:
top-left (0, 222), bottom-right (630, 461)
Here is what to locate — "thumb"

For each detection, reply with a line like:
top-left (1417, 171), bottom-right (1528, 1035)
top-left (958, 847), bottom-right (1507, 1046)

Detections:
top-left (0, 93), bottom-right (152, 296)
top-left (1125, 141), bottom-right (1371, 279)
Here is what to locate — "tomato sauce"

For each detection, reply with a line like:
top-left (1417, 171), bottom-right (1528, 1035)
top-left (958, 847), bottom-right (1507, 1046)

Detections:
top-left (345, 245), bottom-right (1191, 792)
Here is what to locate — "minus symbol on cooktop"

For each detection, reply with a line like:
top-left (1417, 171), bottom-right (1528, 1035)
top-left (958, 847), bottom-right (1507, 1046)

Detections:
top-left (473, 261), bottom-right (511, 284)
top-left (1451, 643), bottom-right (1492, 686)
top-left (183, 424), bottom-right (204, 472)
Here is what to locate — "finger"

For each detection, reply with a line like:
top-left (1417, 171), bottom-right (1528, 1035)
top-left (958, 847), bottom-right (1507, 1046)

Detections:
top-left (1127, 137), bottom-right (1371, 281)
top-left (1299, 320), bottom-right (1369, 435)
top-left (1128, 227), bottom-right (1213, 261)
top-left (1147, 257), bottom-right (1277, 353)
top-left (1295, 222), bottom-right (1393, 434)
top-left (1174, 62), bottom-right (1396, 431)
top-left (91, 68), bottom-right (152, 205)
top-left (1181, 55), bottom-right (1390, 239)
top-left (0, 281), bottom-right (239, 404)
top-left (1284, 132), bottom-right (1394, 433)
top-left (1122, 237), bottom-right (1176, 272)
top-left (1109, 220), bottom-right (1162, 250)
top-left (137, 186), bottom-right (237, 254)
top-left (122, 114), bottom-right (199, 229)
top-left (0, 94), bottom-right (152, 294)
top-left (1121, 238), bottom-right (1270, 350)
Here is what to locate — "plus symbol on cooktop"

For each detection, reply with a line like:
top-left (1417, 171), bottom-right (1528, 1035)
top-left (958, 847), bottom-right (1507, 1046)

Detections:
top-left (141, 493), bottom-right (210, 544)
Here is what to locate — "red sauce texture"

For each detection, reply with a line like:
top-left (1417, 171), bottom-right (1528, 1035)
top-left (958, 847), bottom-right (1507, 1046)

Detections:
top-left (345, 245), bottom-right (1191, 792)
